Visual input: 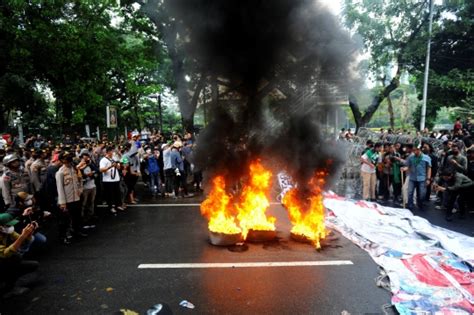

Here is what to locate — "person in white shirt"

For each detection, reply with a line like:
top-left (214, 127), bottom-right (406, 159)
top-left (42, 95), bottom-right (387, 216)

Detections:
top-left (162, 143), bottom-right (174, 196)
top-left (99, 146), bottom-right (123, 214)
top-left (360, 142), bottom-right (382, 201)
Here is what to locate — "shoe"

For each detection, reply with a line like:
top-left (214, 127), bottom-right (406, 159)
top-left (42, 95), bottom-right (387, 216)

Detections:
top-left (110, 208), bottom-right (117, 215)
top-left (435, 205), bottom-right (443, 210)
top-left (116, 206), bottom-right (125, 212)
top-left (130, 201), bottom-right (137, 204)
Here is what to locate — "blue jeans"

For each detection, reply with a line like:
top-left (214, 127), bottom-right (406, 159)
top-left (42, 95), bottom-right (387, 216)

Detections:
top-left (149, 172), bottom-right (161, 194)
top-left (408, 180), bottom-right (426, 210)
top-left (18, 232), bottom-right (47, 255)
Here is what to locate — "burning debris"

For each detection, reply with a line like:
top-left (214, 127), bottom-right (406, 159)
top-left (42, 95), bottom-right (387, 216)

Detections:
top-left (200, 160), bottom-right (277, 245)
top-left (282, 171), bottom-right (327, 249)
top-left (163, 0), bottom-right (360, 249)
top-left (200, 176), bottom-right (241, 235)
top-left (235, 161), bottom-right (275, 240)
top-left (201, 162), bottom-right (329, 249)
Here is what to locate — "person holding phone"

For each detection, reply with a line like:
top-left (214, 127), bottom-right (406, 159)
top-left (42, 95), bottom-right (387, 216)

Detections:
top-left (99, 146), bottom-right (123, 215)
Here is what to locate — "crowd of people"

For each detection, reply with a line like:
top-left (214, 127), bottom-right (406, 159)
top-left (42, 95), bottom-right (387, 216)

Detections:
top-left (0, 130), bottom-right (201, 297)
top-left (351, 118), bottom-right (474, 222)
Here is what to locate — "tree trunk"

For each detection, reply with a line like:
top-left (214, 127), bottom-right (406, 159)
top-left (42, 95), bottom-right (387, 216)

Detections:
top-left (349, 74), bottom-right (400, 134)
top-left (401, 91), bottom-right (408, 128)
top-left (387, 95), bottom-right (395, 130)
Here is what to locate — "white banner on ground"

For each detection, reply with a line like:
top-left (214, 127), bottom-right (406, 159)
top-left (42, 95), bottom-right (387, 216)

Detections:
top-left (278, 172), bottom-right (474, 314)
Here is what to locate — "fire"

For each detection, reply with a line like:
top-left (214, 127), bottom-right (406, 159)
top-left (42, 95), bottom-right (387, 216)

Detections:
top-left (200, 176), bottom-right (241, 234)
top-left (236, 160), bottom-right (276, 239)
top-left (282, 171), bottom-right (327, 248)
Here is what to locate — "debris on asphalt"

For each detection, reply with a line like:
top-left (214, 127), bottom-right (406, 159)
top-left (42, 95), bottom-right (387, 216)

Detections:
top-left (100, 304), bottom-right (109, 309)
top-left (341, 311), bottom-right (351, 315)
top-left (227, 243), bottom-right (249, 252)
top-left (147, 303), bottom-right (173, 314)
top-left (179, 300), bottom-right (195, 309)
top-left (106, 287), bottom-right (114, 292)
top-left (31, 296), bottom-right (41, 302)
top-left (120, 309), bottom-right (139, 315)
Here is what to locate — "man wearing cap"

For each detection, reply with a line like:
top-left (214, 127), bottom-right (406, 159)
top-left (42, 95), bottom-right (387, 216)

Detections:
top-left (30, 149), bottom-right (48, 193)
top-left (0, 213), bottom-right (39, 297)
top-left (77, 149), bottom-right (98, 227)
top-left (1, 154), bottom-right (31, 208)
top-left (397, 144), bottom-right (432, 211)
top-left (56, 151), bottom-right (85, 239)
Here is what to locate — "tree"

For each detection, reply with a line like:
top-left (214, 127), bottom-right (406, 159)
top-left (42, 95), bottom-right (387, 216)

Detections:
top-left (344, 0), bottom-right (432, 132)
top-left (0, 0), bottom-right (170, 134)
top-left (411, 2), bottom-right (474, 129)
top-left (120, 0), bottom-right (206, 132)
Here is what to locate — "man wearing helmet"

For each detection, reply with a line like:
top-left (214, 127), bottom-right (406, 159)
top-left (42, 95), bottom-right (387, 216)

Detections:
top-left (1, 154), bottom-right (31, 208)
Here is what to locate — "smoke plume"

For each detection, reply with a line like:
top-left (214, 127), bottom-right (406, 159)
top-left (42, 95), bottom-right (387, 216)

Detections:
top-left (164, 0), bottom-right (360, 189)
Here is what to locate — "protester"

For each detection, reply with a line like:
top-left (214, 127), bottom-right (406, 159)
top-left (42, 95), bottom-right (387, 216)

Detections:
top-left (76, 150), bottom-right (97, 228)
top-left (99, 146), bottom-right (123, 214)
top-left (0, 213), bottom-right (39, 297)
top-left (145, 148), bottom-right (161, 196)
top-left (435, 170), bottom-right (473, 221)
top-left (360, 142), bottom-right (382, 201)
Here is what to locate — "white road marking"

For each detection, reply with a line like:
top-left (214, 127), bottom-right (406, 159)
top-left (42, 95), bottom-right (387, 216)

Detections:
top-left (138, 260), bottom-right (353, 269)
top-left (98, 202), bottom-right (281, 207)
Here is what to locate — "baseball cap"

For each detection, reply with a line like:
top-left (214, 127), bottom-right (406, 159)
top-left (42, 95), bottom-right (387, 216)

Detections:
top-left (0, 213), bottom-right (19, 226)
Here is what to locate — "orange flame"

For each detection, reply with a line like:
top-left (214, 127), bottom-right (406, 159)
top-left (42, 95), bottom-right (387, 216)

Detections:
top-left (282, 171), bottom-right (327, 248)
top-left (200, 176), bottom-right (242, 234)
top-left (236, 160), bottom-right (275, 239)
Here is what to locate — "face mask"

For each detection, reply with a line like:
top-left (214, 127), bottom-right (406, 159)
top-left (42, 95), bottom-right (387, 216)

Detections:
top-left (0, 226), bottom-right (14, 234)
top-left (24, 199), bottom-right (33, 206)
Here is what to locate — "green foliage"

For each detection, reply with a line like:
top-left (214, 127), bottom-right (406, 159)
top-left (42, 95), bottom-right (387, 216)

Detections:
top-left (344, 0), bottom-right (430, 77)
top-left (0, 0), bottom-right (171, 134)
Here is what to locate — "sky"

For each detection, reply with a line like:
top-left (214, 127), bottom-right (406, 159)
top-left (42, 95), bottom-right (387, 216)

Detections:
top-left (320, 0), bottom-right (343, 16)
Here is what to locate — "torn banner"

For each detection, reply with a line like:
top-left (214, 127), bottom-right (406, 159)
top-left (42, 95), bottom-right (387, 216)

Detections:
top-left (278, 172), bottom-right (474, 314)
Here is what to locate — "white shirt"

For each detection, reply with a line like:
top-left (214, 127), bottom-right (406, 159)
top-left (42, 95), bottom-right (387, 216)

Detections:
top-left (163, 148), bottom-right (172, 170)
top-left (361, 153), bottom-right (377, 174)
top-left (100, 157), bottom-right (120, 182)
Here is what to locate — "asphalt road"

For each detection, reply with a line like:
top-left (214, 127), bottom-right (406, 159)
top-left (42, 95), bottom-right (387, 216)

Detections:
top-left (0, 196), bottom-right (393, 315)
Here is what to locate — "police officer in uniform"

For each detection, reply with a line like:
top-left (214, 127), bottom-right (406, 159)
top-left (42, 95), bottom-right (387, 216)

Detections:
top-left (30, 149), bottom-right (48, 193)
top-left (1, 154), bottom-right (31, 208)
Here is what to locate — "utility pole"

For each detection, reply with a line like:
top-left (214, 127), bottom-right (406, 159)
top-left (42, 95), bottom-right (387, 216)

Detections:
top-left (420, 0), bottom-right (434, 131)
top-left (158, 94), bottom-right (163, 133)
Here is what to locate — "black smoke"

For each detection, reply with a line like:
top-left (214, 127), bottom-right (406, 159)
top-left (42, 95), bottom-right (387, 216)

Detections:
top-left (163, 0), bottom-right (359, 190)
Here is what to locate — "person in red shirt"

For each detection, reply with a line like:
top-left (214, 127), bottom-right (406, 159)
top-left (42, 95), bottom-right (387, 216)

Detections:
top-left (453, 117), bottom-right (462, 132)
